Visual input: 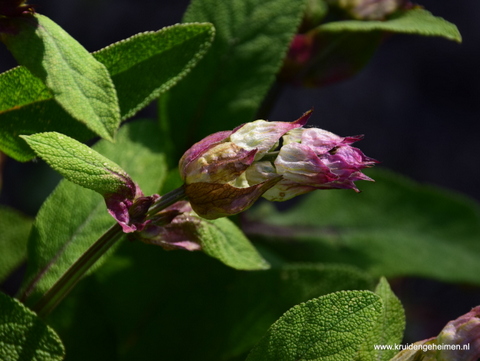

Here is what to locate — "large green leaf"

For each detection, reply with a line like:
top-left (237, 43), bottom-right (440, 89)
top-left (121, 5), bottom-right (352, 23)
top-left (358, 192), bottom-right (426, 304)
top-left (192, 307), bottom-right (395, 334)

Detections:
top-left (355, 277), bottom-right (405, 361)
top-left (159, 0), bottom-right (307, 157)
top-left (0, 23), bottom-right (214, 161)
top-left (48, 236), bottom-right (372, 361)
top-left (21, 132), bottom-right (132, 197)
top-left (319, 9), bottom-right (462, 42)
top-left (19, 120), bottom-right (167, 305)
top-left (246, 168), bottom-right (480, 285)
top-left (2, 14), bottom-right (120, 141)
top-left (246, 290), bottom-right (383, 361)
top-left (200, 217), bottom-right (270, 270)
top-left (0, 206), bottom-right (32, 284)
top-left (0, 292), bottom-right (65, 361)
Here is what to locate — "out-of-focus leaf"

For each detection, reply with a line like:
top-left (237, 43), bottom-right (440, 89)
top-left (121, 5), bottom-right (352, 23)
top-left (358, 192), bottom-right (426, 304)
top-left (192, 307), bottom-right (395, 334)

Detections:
top-left (246, 290), bottom-right (382, 361)
top-left (20, 120), bottom-right (167, 305)
top-left (0, 291), bottom-right (65, 361)
top-left (246, 168), bottom-right (480, 285)
top-left (355, 277), bottom-right (405, 361)
top-left (2, 14), bottom-right (120, 141)
top-left (160, 0), bottom-right (307, 157)
top-left (0, 23), bottom-right (214, 161)
top-left (319, 9), bottom-right (461, 43)
top-left (0, 206), bottom-right (32, 284)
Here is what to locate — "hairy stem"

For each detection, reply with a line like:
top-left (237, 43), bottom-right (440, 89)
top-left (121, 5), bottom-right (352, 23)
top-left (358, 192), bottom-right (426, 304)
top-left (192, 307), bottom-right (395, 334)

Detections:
top-left (32, 186), bottom-right (187, 318)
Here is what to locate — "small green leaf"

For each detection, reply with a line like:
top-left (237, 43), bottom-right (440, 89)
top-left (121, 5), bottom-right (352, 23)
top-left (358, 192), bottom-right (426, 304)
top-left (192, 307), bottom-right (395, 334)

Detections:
top-left (0, 292), bottom-right (65, 361)
top-left (247, 168), bottom-right (480, 285)
top-left (246, 290), bottom-right (383, 361)
top-left (355, 277), bottom-right (405, 361)
top-left (21, 132), bottom-right (132, 197)
top-left (0, 206), bottom-right (32, 283)
top-left (160, 0), bottom-right (307, 156)
top-left (2, 14), bottom-right (120, 140)
top-left (199, 217), bottom-right (270, 270)
top-left (319, 8), bottom-right (462, 43)
top-left (20, 120), bottom-right (167, 305)
top-left (0, 23), bottom-right (214, 162)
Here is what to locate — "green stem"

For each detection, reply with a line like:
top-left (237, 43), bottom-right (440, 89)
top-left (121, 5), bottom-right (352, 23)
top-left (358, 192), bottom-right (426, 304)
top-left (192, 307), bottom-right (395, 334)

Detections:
top-left (33, 223), bottom-right (123, 318)
top-left (32, 187), bottom-right (187, 318)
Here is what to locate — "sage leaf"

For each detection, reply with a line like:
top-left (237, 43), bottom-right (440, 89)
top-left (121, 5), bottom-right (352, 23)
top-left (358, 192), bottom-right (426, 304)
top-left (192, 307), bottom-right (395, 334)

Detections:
top-left (246, 290), bottom-right (383, 361)
top-left (21, 132), bottom-right (133, 197)
top-left (2, 14), bottom-right (120, 141)
top-left (160, 0), bottom-right (307, 156)
top-left (0, 292), bottom-right (65, 361)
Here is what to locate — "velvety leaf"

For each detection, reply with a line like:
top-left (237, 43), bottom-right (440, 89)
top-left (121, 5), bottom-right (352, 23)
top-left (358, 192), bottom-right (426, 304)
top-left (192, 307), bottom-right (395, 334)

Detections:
top-left (319, 8), bottom-right (461, 42)
top-left (2, 14), bottom-right (120, 141)
top-left (19, 120), bottom-right (167, 305)
top-left (0, 23), bottom-right (214, 161)
top-left (159, 0), bottom-right (307, 157)
top-left (0, 292), bottom-right (65, 361)
top-left (21, 132), bottom-right (133, 197)
top-left (0, 206), bottom-right (32, 284)
top-left (245, 168), bottom-right (480, 285)
top-left (355, 277), bottom-right (405, 361)
top-left (219, 263), bottom-right (374, 360)
top-left (199, 217), bottom-right (270, 270)
top-left (246, 290), bottom-right (383, 361)
top-left (49, 237), bottom-right (373, 361)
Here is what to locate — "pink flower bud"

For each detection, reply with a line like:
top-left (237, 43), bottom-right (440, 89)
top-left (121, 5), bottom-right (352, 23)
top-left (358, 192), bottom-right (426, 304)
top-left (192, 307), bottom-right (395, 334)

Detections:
top-left (179, 110), bottom-right (377, 218)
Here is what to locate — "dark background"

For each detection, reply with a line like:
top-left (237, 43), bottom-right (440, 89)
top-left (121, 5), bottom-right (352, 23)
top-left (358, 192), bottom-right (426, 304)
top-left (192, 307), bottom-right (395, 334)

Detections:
top-left (1, 0), bottom-right (479, 344)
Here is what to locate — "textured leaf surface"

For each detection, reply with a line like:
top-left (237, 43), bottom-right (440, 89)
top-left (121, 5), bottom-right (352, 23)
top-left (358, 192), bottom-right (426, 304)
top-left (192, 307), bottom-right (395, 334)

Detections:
top-left (319, 8), bottom-right (461, 42)
top-left (246, 290), bottom-right (383, 361)
top-left (0, 206), bottom-right (32, 283)
top-left (355, 277), bottom-right (405, 361)
top-left (246, 168), bottom-right (480, 285)
top-left (2, 14), bottom-right (120, 140)
top-left (48, 237), bottom-right (372, 361)
top-left (160, 0), bottom-right (307, 156)
top-left (20, 120), bottom-right (167, 305)
top-left (0, 292), bottom-right (64, 361)
top-left (21, 132), bottom-right (132, 196)
top-left (0, 23), bottom-right (214, 161)
top-left (199, 217), bottom-right (270, 270)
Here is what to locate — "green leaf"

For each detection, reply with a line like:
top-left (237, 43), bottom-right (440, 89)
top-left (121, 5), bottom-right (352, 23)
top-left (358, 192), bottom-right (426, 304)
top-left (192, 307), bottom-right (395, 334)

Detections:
top-left (20, 120), bottom-right (167, 305)
top-left (246, 168), bottom-right (480, 285)
top-left (355, 277), bottom-right (405, 361)
top-left (0, 206), bottom-right (32, 284)
top-left (0, 292), bottom-right (65, 361)
top-left (21, 132), bottom-right (132, 197)
top-left (220, 263), bottom-right (374, 360)
top-left (200, 217), bottom-right (270, 270)
top-left (2, 14), bottom-right (120, 141)
top-left (246, 290), bottom-right (383, 361)
top-left (160, 0), bottom-right (307, 156)
top-left (0, 23), bottom-right (214, 162)
top-left (48, 237), bottom-right (372, 361)
top-left (319, 8), bottom-right (462, 42)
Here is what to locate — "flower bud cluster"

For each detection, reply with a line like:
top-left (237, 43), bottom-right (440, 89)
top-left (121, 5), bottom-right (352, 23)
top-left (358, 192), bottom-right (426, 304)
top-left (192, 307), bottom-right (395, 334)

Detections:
top-left (180, 110), bottom-right (377, 219)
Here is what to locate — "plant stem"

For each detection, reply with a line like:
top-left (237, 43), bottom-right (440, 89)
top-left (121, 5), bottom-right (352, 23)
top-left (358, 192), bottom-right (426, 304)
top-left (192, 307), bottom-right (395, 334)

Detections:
top-left (32, 222), bottom-right (123, 318)
top-left (32, 187), bottom-right (187, 319)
